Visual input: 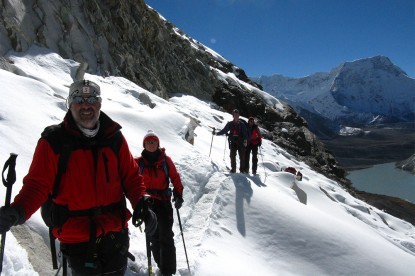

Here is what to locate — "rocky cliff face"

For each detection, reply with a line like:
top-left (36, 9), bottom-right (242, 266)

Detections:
top-left (0, 0), bottom-right (345, 182)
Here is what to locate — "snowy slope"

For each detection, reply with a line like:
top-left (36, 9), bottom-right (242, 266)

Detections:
top-left (1, 47), bottom-right (415, 276)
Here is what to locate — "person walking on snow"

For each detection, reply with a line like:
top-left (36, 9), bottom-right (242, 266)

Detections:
top-left (245, 117), bottom-right (262, 175)
top-left (135, 130), bottom-right (184, 276)
top-left (214, 109), bottom-right (248, 173)
top-left (0, 80), bottom-right (157, 275)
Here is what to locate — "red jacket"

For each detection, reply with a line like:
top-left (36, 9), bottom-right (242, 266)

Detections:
top-left (13, 111), bottom-right (146, 243)
top-left (134, 148), bottom-right (183, 201)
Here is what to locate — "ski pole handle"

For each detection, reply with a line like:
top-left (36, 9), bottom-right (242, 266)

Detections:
top-left (1, 153), bottom-right (18, 274)
top-left (2, 153), bottom-right (18, 206)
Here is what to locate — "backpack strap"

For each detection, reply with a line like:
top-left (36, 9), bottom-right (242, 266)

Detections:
top-left (52, 143), bottom-right (72, 197)
top-left (161, 153), bottom-right (170, 185)
top-left (138, 157), bottom-right (144, 175)
top-left (41, 124), bottom-right (72, 271)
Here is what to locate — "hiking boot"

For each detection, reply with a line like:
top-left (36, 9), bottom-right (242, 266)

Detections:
top-left (230, 169), bottom-right (236, 173)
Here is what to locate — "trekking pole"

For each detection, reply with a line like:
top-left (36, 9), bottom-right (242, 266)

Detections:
top-left (53, 251), bottom-right (68, 276)
top-left (137, 222), bottom-right (152, 276)
top-left (146, 234), bottom-right (153, 276)
top-left (0, 153), bottom-right (18, 274)
top-left (49, 228), bottom-right (58, 269)
top-left (176, 208), bottom-right (190, 273)
top-left (208, 127), bottom-right (215, 157)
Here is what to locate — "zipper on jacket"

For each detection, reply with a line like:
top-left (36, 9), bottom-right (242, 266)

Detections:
top-left (102, 152), bottom-right (110, 182)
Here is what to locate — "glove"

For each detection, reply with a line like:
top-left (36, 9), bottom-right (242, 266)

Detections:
top-left (212, 129), bottom-right (216, 135)
top-left (0, 205), bottom-right (25, 233)
top-left (173, 190), bottom-right (184, 209)
top-left (173, 189), bottom-right (183, 209)
top-left (132, 196), bottom-right (158, 236)
top-left (243, 140), bottom-right (247, 147)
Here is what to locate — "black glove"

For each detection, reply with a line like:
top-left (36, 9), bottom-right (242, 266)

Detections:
top-left (173, 190), bottom-right (184, 209)
top-left (132, 196), bottom-right (158, 236)
top-left (212, 129), bottom-right (216, 135)
top-left (0, 205), bottom-right (25, 233)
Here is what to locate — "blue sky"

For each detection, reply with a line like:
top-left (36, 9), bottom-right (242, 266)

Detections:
top-left (145, 0), bottom-right (414, 78)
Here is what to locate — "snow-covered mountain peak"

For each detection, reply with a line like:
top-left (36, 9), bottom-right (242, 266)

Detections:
top-left (338, 56), bottom-right (408, 78)
top-left (254, 56), bottom-right (415, 132)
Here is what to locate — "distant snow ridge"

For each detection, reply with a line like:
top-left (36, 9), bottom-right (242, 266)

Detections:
top-left (339, 126), bottom-right (364, 136)
top-left (253, 56), bottom-right (415, 132)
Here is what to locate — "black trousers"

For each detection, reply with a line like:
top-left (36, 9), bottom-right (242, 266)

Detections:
top-left (245, 144), bottom-right (259, 173)
top-left (148, 200), bottom-right (176, 275)
top-left (60, 229), bottom-right (129, 275)
top-left (229, 141), bottom-right (246, 172)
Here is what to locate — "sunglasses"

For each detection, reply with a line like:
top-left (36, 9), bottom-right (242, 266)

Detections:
top-left (145, 140), bottom-right (158, 145)
top-left (72, 96), bottom-right (102, 105)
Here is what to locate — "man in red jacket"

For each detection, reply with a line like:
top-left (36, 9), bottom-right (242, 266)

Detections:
top-left (135, 130), bottom-right (184, 276)
top-left (0, 80), bottom-right (157, 275)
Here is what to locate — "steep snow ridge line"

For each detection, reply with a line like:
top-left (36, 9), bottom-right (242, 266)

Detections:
top-left (10, 224), bottom-right (53, 275)
top-left (178, 156), bottom-right (256, 260)
top-left (181, 172), bottom-right (229, 255)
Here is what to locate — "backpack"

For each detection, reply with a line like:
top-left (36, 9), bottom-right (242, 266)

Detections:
top-left (39, 123), bottom-right (124, 271)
